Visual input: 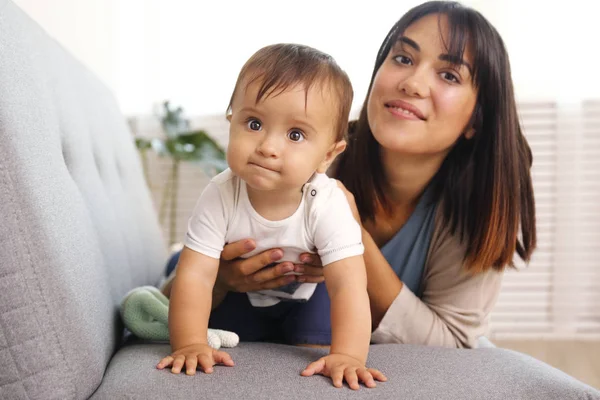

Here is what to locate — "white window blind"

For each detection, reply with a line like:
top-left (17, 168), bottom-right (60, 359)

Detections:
top-left (490, 100), bottom-right (600, 339)
top-left (134, 100), bottom-right (600, 340)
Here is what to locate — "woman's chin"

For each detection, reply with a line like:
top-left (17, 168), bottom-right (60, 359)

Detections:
top-left (373, 130), bottom-right (420, 152)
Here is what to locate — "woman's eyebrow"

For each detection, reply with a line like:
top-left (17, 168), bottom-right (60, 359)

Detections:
top-left (396, 35), bottom-right (473, 75)
top-left (439, 54), bottom-right (473, 75)
top-left (397, 36), bottom-right (420, 51)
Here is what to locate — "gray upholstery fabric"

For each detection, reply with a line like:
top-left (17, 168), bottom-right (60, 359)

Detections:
top-left (92, 342), bottom-right (599, 400)
top-left (0, 0), bottom-right (167, 398)
top-left (0, 0), bottom-right (599, 399)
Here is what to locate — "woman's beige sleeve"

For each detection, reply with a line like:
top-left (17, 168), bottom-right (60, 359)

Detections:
top-left (371, 211), bottom-right (504, 348)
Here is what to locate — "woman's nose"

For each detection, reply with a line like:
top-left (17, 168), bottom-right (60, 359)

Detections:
top-left (398, 68), bottom-right (429, 98)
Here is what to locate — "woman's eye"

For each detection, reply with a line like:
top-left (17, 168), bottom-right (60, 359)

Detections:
top-left (394, 55), bottom-right (412, 65)
top-left (247, 118), bottom-right (262, 131)
top-left (288, 130), bottom-right (304, 142)
top-left (440, 71), bottom-right (459, 83)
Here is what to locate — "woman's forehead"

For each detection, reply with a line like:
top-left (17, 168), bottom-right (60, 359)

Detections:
top-left (396, 14), bottom-right (474, 65)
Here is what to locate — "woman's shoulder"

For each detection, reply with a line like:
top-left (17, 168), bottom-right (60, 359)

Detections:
top-left (421, 201), bottom-right (504, 347)
top-left (425, 203), bottom-right (468, 274)
top-left (431, 202), bottom-right (461, 244)
top-left (425, 201), bottom-right (504, 281)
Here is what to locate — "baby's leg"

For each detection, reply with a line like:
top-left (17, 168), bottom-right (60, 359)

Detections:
top-left (209, 291), bottom-right (278, 342)
top-left (160, 271), bottom-right (176, 297)
top-left (282, 282), bottom-right (332, 347)
top-left (159, 250), bottom-right (182, 297)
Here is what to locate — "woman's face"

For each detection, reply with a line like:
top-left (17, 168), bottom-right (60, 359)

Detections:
top-left (367, 13), bottom-right (477, 158)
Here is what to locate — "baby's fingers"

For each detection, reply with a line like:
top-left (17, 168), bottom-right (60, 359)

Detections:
top-left (357, 368), bottom-right (376, 388)
top-left (156, 356), bottom-right (174, 370)
top-left (344, 368), bottom-right (360, 390)
top-left (185, 357), bottom-right (198, 376)
top-left (368, 368), bottom-right (388, 382)
top-left (301, 358), bottom-right (325, 377)
top-left (331, 367), bottom-right (344, 388)
top-left (213, 350), bottom-right (235, 367)
top-left (197, 354), bottom-right (215, 374)
top-left (171, 355), bottom-right (186, 374)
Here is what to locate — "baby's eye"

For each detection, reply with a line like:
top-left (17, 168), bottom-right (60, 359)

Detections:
top-left (288, 130), bottom-right (305, 142)
top-left (247, 118), bottom-right (262, 131)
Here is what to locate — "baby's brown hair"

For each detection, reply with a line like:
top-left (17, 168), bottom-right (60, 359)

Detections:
top-left (227, 43), bottom-right (353, 142)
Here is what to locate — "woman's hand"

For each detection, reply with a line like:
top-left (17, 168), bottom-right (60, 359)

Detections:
top-left (216, 239), bottom-right (325, 294)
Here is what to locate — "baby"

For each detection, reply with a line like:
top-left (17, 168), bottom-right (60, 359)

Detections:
top-left (157, 43), bottom-right (386, 389)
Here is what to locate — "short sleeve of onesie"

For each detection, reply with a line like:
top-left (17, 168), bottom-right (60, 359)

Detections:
top-left (184, 180), bottom-right (228, 259)
top-left (307, 175), bottom-right (364, 266)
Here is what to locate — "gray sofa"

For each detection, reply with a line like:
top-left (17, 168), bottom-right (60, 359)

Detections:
top-left (1, 0), bottom-right (598, 398)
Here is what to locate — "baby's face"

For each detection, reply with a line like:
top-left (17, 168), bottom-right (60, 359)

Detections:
top-left (227, 79), bottom-right (342, 194)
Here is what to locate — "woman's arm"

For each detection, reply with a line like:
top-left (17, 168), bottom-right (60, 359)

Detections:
top-left (368, 216), bottom-right (504, 348)
top-left (360, 227), bottom-right (404, 330)
top-left (335, 181), bottom-right (503, 348)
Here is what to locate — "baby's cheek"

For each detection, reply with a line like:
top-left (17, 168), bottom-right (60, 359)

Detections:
top-left (226, 146), bottom-right (243, 167)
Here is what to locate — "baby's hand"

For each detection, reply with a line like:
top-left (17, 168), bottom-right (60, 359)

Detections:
top-left (301, 353), bottom-right (387, 390)
top-left (156, 343), bottom-right (234, 375)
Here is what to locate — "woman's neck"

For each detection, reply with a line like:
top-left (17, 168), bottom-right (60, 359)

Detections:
top-left (246, 184), bottom-right (304, 221)
top-left (380, 148), bottom-right (445, 210)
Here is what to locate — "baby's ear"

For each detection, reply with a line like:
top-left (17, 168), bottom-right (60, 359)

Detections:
top-left (317, 140), bottom-right (346, 173)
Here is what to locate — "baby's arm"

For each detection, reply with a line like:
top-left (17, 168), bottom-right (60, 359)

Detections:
top-left (325, 256), bottom-right (370, 363)
top-left (156, 246), bottom-right (234, 375)
top-left (302, 256), bottom-right (386, 389)
top-left (301, 181), bottom-right (386, 388)
top-left (169, 247), bottom-right (218, 349)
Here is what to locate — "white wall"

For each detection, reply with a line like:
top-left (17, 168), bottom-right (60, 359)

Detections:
top-left (12, 0), bottom-right (599, 117)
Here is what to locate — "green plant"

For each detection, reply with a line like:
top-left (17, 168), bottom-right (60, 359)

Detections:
top-left (135, 101), bottom-right (227, 244)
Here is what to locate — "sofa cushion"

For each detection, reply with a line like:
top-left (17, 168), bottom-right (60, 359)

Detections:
top-left (0, 0), bottom-right (167, 398)
top-left (91, 342), bottom-right (600, 400)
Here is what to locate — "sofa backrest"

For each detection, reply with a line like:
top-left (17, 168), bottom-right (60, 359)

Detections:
top-left (0, 0), bottom-right (167, 398)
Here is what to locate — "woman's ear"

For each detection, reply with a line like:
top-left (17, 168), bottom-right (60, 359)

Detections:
top-left (465, 104), bottom-right (481, 139)
top-left (317, 140), bottom-right (347, 173)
